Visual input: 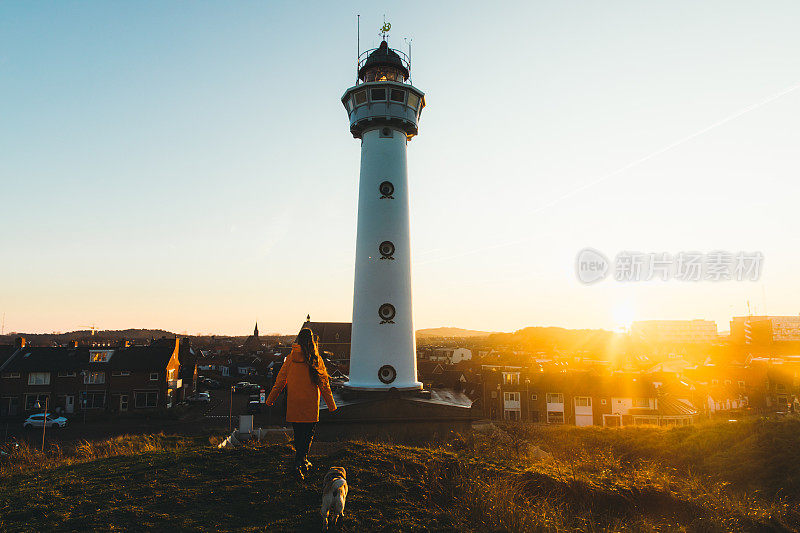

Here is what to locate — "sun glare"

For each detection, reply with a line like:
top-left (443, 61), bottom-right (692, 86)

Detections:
top-left (612, 302), bottom-right (636, 332)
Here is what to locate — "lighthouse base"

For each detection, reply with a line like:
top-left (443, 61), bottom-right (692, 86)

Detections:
top-left (341, 382), bottom-right (423, 392)
top-left (316, 388), bottom-right (476, 443)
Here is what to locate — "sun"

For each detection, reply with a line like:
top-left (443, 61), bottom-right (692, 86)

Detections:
top-left (612, 302), bottom-right (636, 332)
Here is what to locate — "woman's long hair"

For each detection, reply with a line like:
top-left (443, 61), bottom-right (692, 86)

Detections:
top-left (297, 328), bottom-right (322, 386)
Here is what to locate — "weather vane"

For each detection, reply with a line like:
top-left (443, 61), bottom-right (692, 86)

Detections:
top-left (380, 17), bottom-right (391, 41)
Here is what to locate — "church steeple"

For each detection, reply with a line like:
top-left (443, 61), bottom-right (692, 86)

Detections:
top-left (254, 322), bottom-right (259, 338)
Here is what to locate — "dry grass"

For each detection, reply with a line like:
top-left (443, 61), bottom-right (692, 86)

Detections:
top-left (0, 419), bottom-right (798, 531)
top-left (0, 433), bottom-right (208, 478)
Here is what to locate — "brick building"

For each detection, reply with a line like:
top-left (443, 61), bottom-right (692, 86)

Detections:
top-left (0, 337), bottom-right (192, 417)
top-left (480, 366), bottom-right (697, 427)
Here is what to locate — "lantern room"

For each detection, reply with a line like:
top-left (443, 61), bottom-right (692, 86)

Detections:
top-left (341, 41), bottom-right (426, 140)
top-left (358, 41), bottom-right (410, 82)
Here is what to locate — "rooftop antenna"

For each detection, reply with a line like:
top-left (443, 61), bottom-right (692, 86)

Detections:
top-left (357, 14), bottom-right (360, 80)
top-left (404, 37), bottom-right (413, 83)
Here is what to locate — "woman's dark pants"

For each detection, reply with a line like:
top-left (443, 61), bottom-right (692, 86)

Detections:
top-left (292, 422), bottom-right (316, 468)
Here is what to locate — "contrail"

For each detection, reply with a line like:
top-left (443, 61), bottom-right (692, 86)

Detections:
top-left (414, 81), bottom-right (800, 267)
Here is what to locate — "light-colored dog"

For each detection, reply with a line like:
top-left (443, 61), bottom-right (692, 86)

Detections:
top-left (320, 466), bottom-right (348, 531)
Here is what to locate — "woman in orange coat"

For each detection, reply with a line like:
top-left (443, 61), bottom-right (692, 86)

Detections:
top-left (266, 327), bottom-right (336, 480)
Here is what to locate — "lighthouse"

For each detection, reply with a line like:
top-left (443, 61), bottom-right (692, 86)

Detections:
top-left (315, 28), bottom-right (473, 438)
top-left (341, 33), bottom-right (425, 391)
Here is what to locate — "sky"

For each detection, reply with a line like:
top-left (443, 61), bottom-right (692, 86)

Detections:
top-left (2, 1), bottom-right (800, 336)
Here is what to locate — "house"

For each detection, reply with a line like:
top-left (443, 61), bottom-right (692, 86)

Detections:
top-left (479, 366), bottom-right (699, 427)
top-left (626, 397), bottom-right (698, 427)
top-left (237, 362), bottom-right (257, 376)
top-left (178, 343), bottom-right (199, 394)
top-left (429, 347), bottom-right (472, 364)
top-left (0, 337), bottom-right (191, 416)
top-left (198, 356), bottom-right (232, 377)
top-left (480, 365), bottom-right (528, 421)
top-left (601, 374), bottom-right (697, 427)
top-left (300, 320), bottom-right (351, 366)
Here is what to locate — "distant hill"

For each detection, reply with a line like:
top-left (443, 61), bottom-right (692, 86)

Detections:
top-left (487, 326), bottom-right (618, 354)
top-left (0, 329), bottom-right (294, 347)
top-left (416, 327), bottom-right (498, 338)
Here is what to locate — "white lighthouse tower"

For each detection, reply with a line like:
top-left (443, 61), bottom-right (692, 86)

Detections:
top-left (341, 33), bottom-right (425, 391)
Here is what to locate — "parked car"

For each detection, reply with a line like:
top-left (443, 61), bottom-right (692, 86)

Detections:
top-left (23, 414), bottom-right (68, 430)
top-left (187, 392), bottom-right (211, 403)
top-left (234, 382), bottom-right (255, 393)
top-left (202, 378), bottom-right (222, 389)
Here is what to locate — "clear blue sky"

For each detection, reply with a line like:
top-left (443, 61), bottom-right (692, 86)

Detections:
top-left (2, 1), bottom-right (799, 335)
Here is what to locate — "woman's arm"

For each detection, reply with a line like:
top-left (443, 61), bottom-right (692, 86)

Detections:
top-left (265, 358), bottom-right (292, 406)
top-left (318, 358), bottom-right (337, 412)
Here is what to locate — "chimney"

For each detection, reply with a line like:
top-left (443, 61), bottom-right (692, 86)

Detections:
top-left (14, 336), bottom-right (26, 349)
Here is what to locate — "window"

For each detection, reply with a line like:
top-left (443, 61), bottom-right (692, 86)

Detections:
top-left (490, 391), bottom-right (497, 399)
top-left (353, 90), bottom-right (367, 106)
top-left (112, 371), bottom-right (130, 377)
top-left (503, 372), bottom-right (520, 385)
top-left (504, 392), bottom-right (520, 403)
top-left (711, 379), bottom-right (719, 386)
top-left (81, 391), bottom-right (105, 410)
top-left (407, 93), bottom-right (420, 109)
top-left (634, 398), bottom-right (650, 408)
top-left (0, 397), bottom-right (19, 417)
top-left (546, 393), bottom-right (564, 404)
top-left (724, 379), bottom-right (731, 385)
top-left (90, 350), bottom-right (113, 363)
top-left (135, 391), bottom-right (158, 409)
top-left (2, 372), bottom-right (20, 378)
top-left (370, 88), bottom-right (386, 101)
top-left (601, 399), bottom-right (607, 405)
top-left (390, 89), bottom-right (405, 102)
top-left (83, 372), bottom-right (105, 384)
top-left (575, 396), bottom-right (592, 407)
top-left (738, 380), bottom-right (746, 389)
top-left (504, 409), bottom-right (520, 421)
top-left (25, 393), bottom-right (49, 411)
top-left (57, 370), bottom-right (77, 378)
top-left (27, 372), bottom-right (50, 385)
top-left (364, 66), bottom-right (405, 82)
top-left (150, 373), bottom-right (159, 381)
top-left (531, 394), bottom-right (538, 401)
top-left (346, 98), bottom-right (354, 112)
top-left (547, 411), bottom-right (565, 424)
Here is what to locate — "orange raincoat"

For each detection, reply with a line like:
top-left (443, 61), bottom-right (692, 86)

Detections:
top-left (265, 344), bottom-right (337, 423)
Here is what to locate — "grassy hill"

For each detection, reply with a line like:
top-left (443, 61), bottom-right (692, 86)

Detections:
top-left (1, 419), bottom-right (799, 531)
top-left (416, 327), bottom-right (498, 338)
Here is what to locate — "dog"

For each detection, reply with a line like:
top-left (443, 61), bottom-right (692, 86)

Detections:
top-left (320, 466), bottom-right (348, 531)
